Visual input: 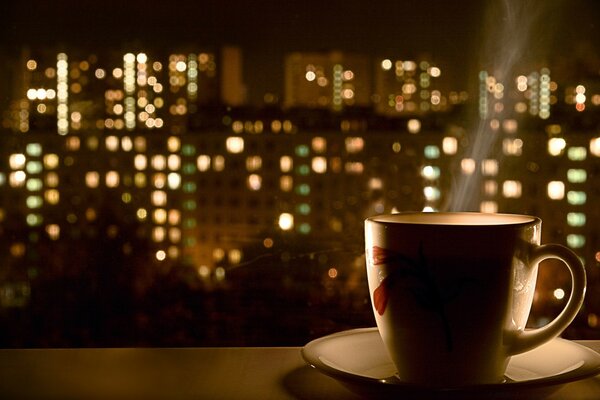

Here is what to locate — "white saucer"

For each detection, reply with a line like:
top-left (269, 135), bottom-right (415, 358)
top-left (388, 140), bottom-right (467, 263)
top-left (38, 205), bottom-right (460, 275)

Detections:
top-left (301, 328), bottom-right (600, 399)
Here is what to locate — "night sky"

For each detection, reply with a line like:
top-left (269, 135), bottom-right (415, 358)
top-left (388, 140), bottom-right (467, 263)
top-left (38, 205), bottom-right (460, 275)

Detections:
top-left (2, 0), bottom-right (599, 104)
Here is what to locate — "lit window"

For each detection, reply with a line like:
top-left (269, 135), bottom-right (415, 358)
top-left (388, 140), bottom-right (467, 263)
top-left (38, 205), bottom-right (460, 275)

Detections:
top-left (345, 137), bottom-right (364, 153)
top-left (298, 223), bottom-right (311, 234)
top-left (421, 165), bottom-right (440, 180)
top-left (153, 173), bottom-right (166, 189)
top-left (167, 154), bottom-right (181, 170)
top-left (312, 137), bottom-right (327, 153)
top-left (226, 137), bottom-right (244, 153)
top-left (590, 137), bottom-right (600, 157)
top-left (280, 176), bottom-right (293, 191)
top-left (46, 224), bottom-right (60, 240)
top-left (567, 213), bottom-right (586, 227)
top-left (134, 155), bottom-right (147, 170)
top-left (296, 183), bottom-right (310, 196)
top-left (482, 159), bottom-right (499, 176)
top-left (295, 144), bottom-right (310, 157)
top-left (548, 138), bottom-right (566, 156)
top-left (151, 190), bottom-right (167, 207)
top-left (461, 158), bottom-right (476, 175)
top-left (345, 162), bottom-right (364, 174)
top-left (567, 234), bottom-right (585, 249)
top-left (567, 169), bottom-right (587, 183)
top-left (503, 138), bottom-right (523, 156)
top-left (568, 147), bottom-right (587, 161)
top-left (26, 161), bottom-right (42, 174)
top-left (167, 173), bottom-right (181, 189)
top-left (246, 156), bottom-right (262, 171)
top-left (43, 154), bottom-right (60, 169)
top-left (86, 172), bottom-right (100, 188)
top-left (547, 181), bottom-right (565, 200)
top-left (45, 172), bottom-right (59, 187)
top-left (423, 186), bottom-right (440, 201)
top-left (167, 136), bottom-right (181, 152)
top-left (480, 201), bottom-right (498, 213)
top-left (369, 178), bottom-right (383, 190)
top-left (153, 227), bottom-right (166, 242)
top-left (106, 171), bottom-right (120, 188)
top-left (442, 137), bottom-right (458, 155)
top-left (134, 173), bottom-right (146, 188)
top-left (424, 145), bottom-right (440, 159)
top-left (197, 155), bottom-right (211, 171)
top-left (152, 155), bottom-right (166, 170)
top-left (278, 213), bottom-right (294, 230)
top-left (567, 191), bottom-right (586, 205)
top-left (44, 189), bottom-right (60, 205)
top-left (484, 180), bottom-right (498, 196)
top-left (247, 174), bottom-right (262, 191)
top-left (26, 214), bottom-right (43, 227)
top-left (312, 157), bottom-right (327, 173)
top-left (9, 154), bottom-right (26, 170)
top-left (26, 196), bottom-right (43, 209)
top-left (213, 155), bottom-right (225, 171)
top-left (26, 178), bottom-right (42, 191)
top-left (134, 136), bottom-right (147, 152)
top-left (154, 209), bottom-right (167, 224)
top-left (407, 119), bottom-right (421, 134)
top-left (9, 171), bottom-right (27, 187)
top-left (65, 136), bottom-right (80, 151)
top-left (280, 156), bottom-right (293, 172)
top-left (502, 119), bottom-right (518, 134)
top-left (296, 203), bottom-right (311, 215)
top-left (503, 180), bottom-right (522, 198)
top-left (121, 136), bottom-right (133, 151)
top-left (105, 136), bottom-right (119, 151)
top-left (182, 144), bottom-right (196, 156)
top-left (26, 143), bottom-right (42, 157)
top-left (168, 210), bottom-right (181, 225)
top-left (296, 164), bottom-right (310, 176)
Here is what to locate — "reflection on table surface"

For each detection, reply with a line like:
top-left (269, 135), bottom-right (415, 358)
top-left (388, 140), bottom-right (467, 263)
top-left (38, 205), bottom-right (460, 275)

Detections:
top-left (0, 341), bottom-right (599, 399)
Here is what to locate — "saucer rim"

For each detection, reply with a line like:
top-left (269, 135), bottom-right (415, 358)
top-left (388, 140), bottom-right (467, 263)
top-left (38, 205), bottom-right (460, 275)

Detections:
top-left (301, 327), bottom-right (600, 392)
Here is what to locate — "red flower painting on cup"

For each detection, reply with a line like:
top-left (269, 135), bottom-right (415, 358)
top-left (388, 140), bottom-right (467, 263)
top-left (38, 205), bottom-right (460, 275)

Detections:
top-left (368, 243), bottom-right (471, 352)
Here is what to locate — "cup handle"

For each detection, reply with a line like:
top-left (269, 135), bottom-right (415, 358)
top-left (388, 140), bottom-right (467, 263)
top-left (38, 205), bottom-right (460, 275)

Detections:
top-left (507, 244), bottom-right (587, 355)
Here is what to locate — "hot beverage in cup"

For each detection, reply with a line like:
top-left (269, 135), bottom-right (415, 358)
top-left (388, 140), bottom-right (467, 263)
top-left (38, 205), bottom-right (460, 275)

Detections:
top-left (364, 212), bottom-right (586, 387)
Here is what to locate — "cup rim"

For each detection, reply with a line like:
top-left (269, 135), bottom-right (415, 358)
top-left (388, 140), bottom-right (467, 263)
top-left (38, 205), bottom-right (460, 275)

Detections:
top-left (366, 212), bottom-right (540, 227)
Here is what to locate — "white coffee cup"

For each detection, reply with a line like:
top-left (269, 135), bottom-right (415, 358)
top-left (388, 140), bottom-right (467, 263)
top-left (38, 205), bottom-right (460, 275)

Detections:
top-left (364, 212), bottom-right (586, 387)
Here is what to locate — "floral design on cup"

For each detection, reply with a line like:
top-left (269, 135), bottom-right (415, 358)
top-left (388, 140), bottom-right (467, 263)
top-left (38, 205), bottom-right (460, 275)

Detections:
top-left (370, 244), bottom-right (473, 352)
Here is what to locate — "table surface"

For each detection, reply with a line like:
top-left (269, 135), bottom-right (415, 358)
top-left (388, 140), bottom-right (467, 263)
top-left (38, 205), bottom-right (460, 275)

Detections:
top-left (1, 340), bottom-right (599, 399)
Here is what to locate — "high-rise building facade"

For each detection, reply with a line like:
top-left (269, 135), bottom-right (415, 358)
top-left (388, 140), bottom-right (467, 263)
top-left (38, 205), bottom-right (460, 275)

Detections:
top-left (283, 51), bottom-right (372, 110)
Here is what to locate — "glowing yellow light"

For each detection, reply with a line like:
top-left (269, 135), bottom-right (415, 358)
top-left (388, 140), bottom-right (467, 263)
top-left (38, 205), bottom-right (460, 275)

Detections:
top-left (26, 59), bottom-right (37, 70)
top-left (46, 224), bottom-right (60, 240)
top-left (547, 181), bottom-right (565, 200)
top-left (278, 213), bottom-right (294, 230)
top-left (553, 288), bottom-right (565, 300)
top-left (461, 158), bottom-right (476, 175)
top-left (247, 174), bottom-right (262, 191)
top-left (548, 138), bottom-right (566, 156)
top-left (156, 250), bottom-right (166, 261)
top-left (381, 59), bottom-right (393, 70)
top-left (9, 154), bottom-right (26, 169)
top-left (305, 71), bottom-right (316, 81)
top-left (226, 136), bottom-right (244, 153)
top-left (590, 137), bottom-right (600, 157)
top-left (407, 119), bottom-right (421, 134)
top-left (502, 180), bottom-right (522, 198)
